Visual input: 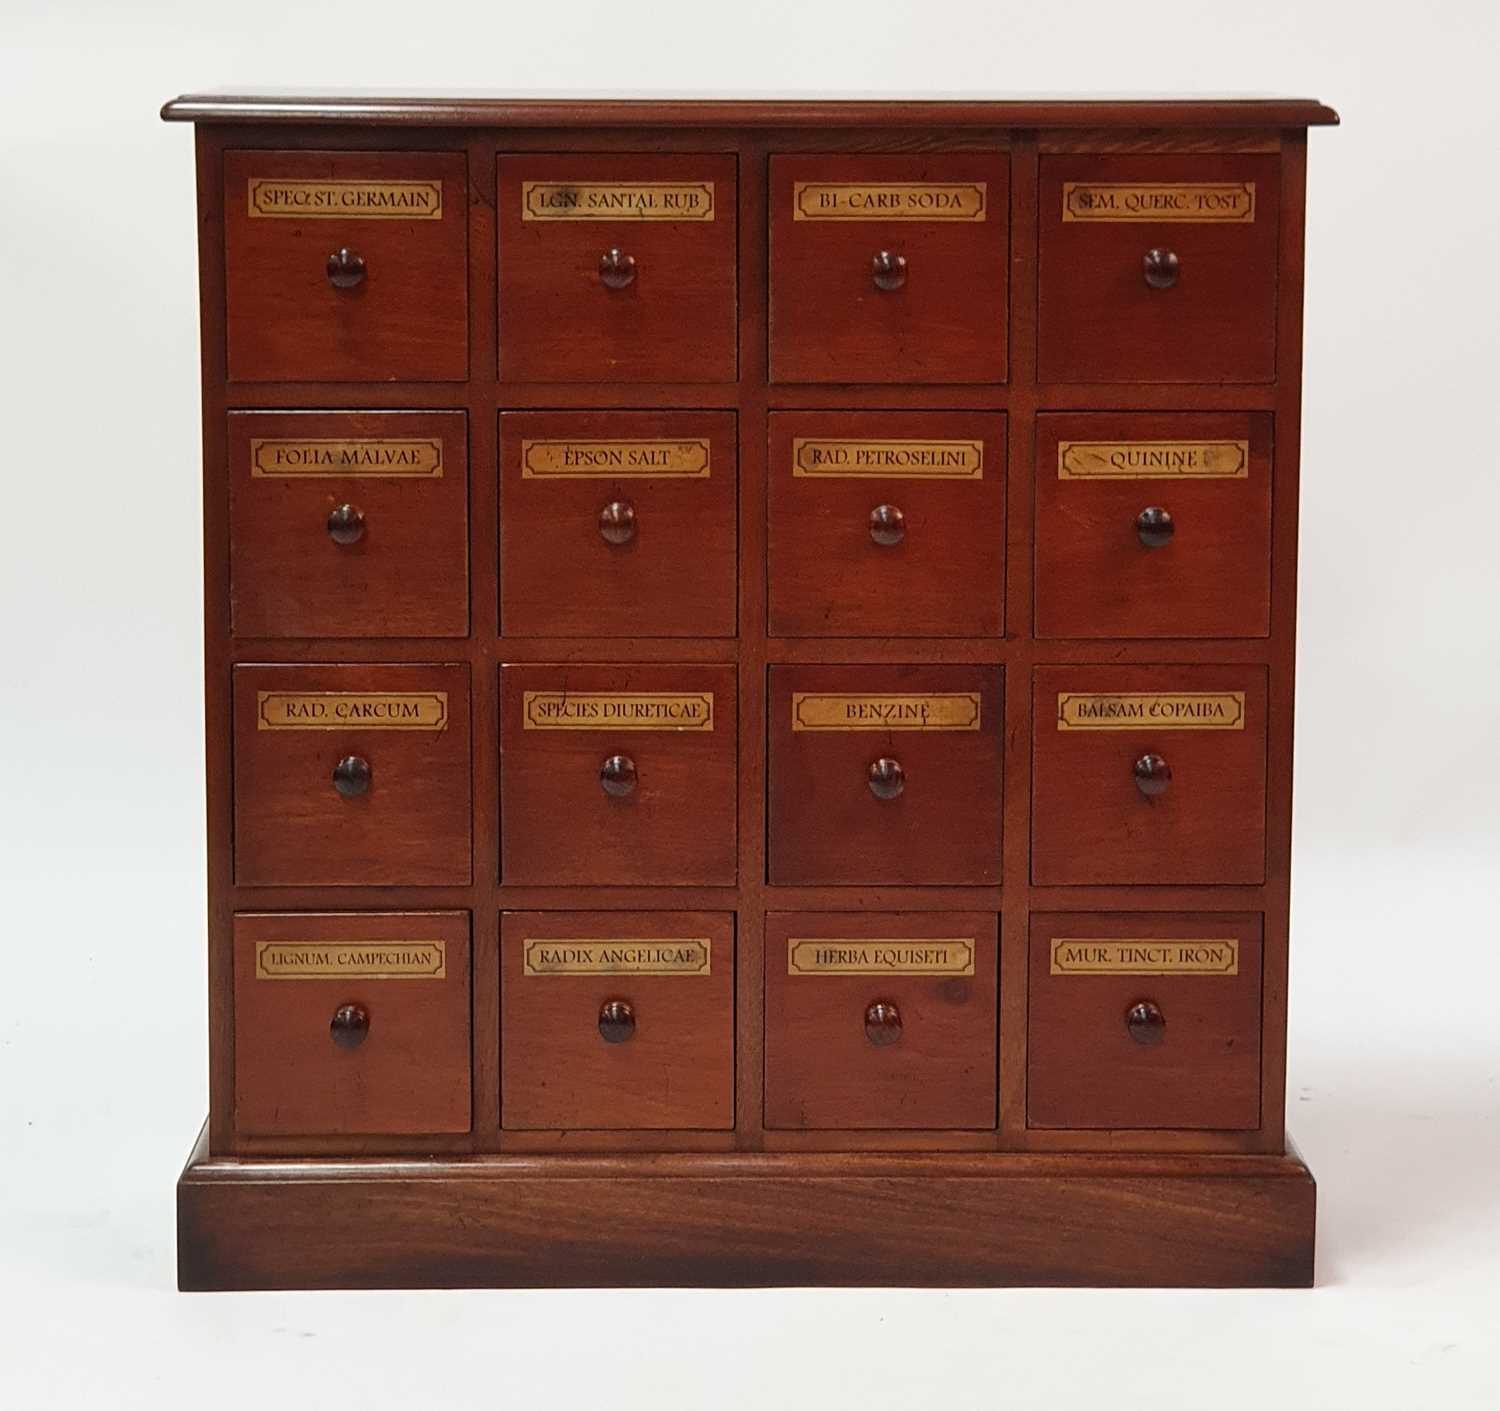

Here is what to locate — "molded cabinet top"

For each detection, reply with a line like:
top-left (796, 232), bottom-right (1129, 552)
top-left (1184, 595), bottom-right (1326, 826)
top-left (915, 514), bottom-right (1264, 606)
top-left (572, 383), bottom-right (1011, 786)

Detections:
top-left (161, 91), bottom-right (1340, 128)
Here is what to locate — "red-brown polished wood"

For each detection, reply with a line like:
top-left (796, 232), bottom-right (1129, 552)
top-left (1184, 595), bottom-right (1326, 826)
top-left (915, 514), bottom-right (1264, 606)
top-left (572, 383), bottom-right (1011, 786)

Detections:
top-left (768, 663), bottom-right (1004, 885)
top-left (229, 409), bottom-right (469, 638)
top-left (500, 911), bottom-right (734, 1130)
top-left (499, 662), bottom-right (737, 885)
top-left (232, 662), bottom-right (472, 886)
top-left (177, 1131), bottom-right (1317, 1288)
top-left (233, 911), bottom-right (472, 1135)
top-left (769, 154), bottom-right (1009, 383)
top-left (764, 912), bottom-right (998, 1129)
top-left (166, 93), bottom-right (1333, 1289)
top-left (1035, 412), bottom-right (1273, 639)
top-left (224, 150), bottom-right (468, 383)
top-left (1031, 665), bottom-right (1268, 886)
top-left (1038, 154), bottom-right (1280, 384)
top-left (499, 409), bottom-right (737, 637)
top-left (496, 154), bottom-right (738, 383)
top-left (1028, 912), bottom-right (1262, 1129)
top-left (767, 411), bottom-right (1006, 637)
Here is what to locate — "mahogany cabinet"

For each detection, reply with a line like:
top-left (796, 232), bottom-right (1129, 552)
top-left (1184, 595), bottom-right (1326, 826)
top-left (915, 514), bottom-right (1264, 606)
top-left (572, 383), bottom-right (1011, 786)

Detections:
top-left (164, 90), bottom-right (1337, 1291)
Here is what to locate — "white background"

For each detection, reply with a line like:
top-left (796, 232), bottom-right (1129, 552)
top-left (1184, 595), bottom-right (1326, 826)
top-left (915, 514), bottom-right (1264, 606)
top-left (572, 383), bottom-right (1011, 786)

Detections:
top-left (3, 0), bottom-right (1498, 1405)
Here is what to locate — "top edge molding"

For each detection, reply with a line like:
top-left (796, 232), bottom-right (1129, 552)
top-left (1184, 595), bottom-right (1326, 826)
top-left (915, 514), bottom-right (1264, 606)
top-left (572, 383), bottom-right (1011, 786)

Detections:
top-left (160, 93), bottom-right (1341, 129)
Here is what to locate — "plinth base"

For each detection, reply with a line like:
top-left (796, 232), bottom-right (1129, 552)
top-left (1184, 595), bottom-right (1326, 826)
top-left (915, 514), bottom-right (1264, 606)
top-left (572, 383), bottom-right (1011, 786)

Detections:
top-left (177, 1124), bottom-right (1315, 1289)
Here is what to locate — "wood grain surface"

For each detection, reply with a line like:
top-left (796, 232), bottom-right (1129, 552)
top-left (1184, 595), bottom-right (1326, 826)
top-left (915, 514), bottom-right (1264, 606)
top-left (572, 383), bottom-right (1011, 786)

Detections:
top-left (769, 154), bottom-right (1009, 383)
top-left (499, 409), bottom-right (737, 637)
top-left (767, 410), bottom-right (1006, 637)
top-left (224, 150), bottom-right (468, 383)
top-left (1037, 154), bottom-right (1280, 383)
top-left (764, 911), bottom-right (998, 1129)
top-left (496, 154), bottom-right (738, 383)
top-left (500, 910), bottom-right (734, 1130)
top-left (233, 911), bottom-right (472, 1136)
top-left (229, 409), bottom-right (469, 638)
top-left (167, 99), bottom-right (1333, 1286)
top-left (1034, 411), bottom-right (1273, 639)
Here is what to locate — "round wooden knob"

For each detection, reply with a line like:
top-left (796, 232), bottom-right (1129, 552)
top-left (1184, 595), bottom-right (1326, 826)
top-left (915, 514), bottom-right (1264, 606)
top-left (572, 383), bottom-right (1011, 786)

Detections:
top-left (1143, 248), bottom-right (1179, 290)
top-left (326, 248), bottom-right (366, 289)
top-left (869, 503), bottom-right (906, 546)
top-left (1125, 1000), bottom-right (1167, 1046)
top-left (598, 999), bottom-right (636, 1044)
top-left (871, 250), bottom-right (908, 291)
top-left (600, 753), bottom-right (638, 798)
top-left (599, 499), bottom-right (637, 545)
top-left (1133, 753), bottom-right (1172, 798)
top-left (330, 1003), bottom-right (369, 1050)
top-left (599, 248), bottom-right (636, 289)
top-left (332, 755), bottom-right (371, 798)
top-left (327, 503), bottom-right (366, 545)
top-left (1135, 506), bottom-right (1175, 548)
top-left (864, 1000), bottom-right (903, 1046)
top-left (868, 756), bottom-right (905, 800)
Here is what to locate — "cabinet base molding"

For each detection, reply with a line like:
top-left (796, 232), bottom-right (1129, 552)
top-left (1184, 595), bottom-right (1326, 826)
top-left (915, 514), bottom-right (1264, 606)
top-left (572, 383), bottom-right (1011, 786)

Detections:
top-left (176, 1124), bottom-right (1316, 1289)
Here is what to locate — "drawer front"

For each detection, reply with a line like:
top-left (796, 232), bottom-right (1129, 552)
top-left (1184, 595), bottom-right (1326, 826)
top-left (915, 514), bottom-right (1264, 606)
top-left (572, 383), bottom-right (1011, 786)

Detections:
top-left (1038, 155), bottom-right (1279, 383)
top-left (233, 911), bottom-right (471, 1137)
top-left (233, 664), bottom-right (471, 886)
top-left (229, 410), bottom-right (468, 639)
top-left (768, 665), bottom-right (1003, 885)
top-left (224, 151), bottom-right (468, 383)
top-left (499, 664), bottom-right (737, 885)
top-left (1031, 667), bottom-right (1267, 885)
top-left (501, 911), bottom-right (734, 1130)
top-left (765, 913), bottom-right (998, 1130)
top-left (499, 410), bottom-right (737, 637)
top-left (1035, 412), bottom-right (1272, 640)
top-left (1028, 913), bottom-right (1262, 1130)
top-left (769, 155), bottom-right (1009, 384)
top-left (496, 154), bottom-right (737, 383)
top-left (767, 411), bottom-right (1006, 637)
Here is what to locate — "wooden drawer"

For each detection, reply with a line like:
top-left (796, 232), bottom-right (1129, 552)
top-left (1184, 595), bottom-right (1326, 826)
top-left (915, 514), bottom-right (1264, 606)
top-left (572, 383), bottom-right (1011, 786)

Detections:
top-left (496, 154), bottom-right (737, 382)
top-left (228, 410), bottom-right (468, 639)
top-left (233, 911), bottom-right (471, 1137)
top-left (764, 913), bottom-right (998, 1130)
top-left (499, 410), bottom-right (736, 637)
top-left (769, 155), bottom-right (1008, 384)
top-left (224, 151), bottom-right (467, 383)
top-left (1031, 667), bottom-right (1267, 886)
top-left (1035, 412), bottom-right (1272, 640)
top-left (501, 911), bottom-right (734, 1130)
top-left (1038, 155), bottom-right (1279, 383)
top-left (232, 663), bottom-right (471, 886)
top-left (768, 665), bottom-right (1003, 885)
top-left (499, 664), bottom-right (737, 885)
top-left (1028, 913), bottom-right (1262, 1130)
top-left (767, 411), bottom-right (1006, 637)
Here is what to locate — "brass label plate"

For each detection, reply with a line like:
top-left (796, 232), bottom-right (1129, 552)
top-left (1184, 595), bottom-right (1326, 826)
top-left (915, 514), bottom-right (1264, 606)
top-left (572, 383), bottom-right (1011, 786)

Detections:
top-left (250, 438), bottom-right (444, 479)
top-left (255, 940), bottom-right (447, 980)
top-left (522, 691), bottom-right (714, 731)
top-left (1056, 692), bottom-right (1245, 732)
top-left (1050, 938), bottom-right (1240, 976)
top-left (1062, 181), bottom-right (1256, 223)
top-left (793, 182), bottom-right (987, 221)
top-left (792, 438), bottom-right (984, 480)
top-left (1057, 439), bottom-right (1249, 481)
top-left (522, 938), bottom-right (712, 976)
top-left (520, 439), bottom-right (710, 479)
top-left (787, 938), bottom-right (976, 976)
top-left (256, 692), bottom-right (449, 731)
top-left (521, 181), bottom-right (715, 221)
top-left (791, 693), bottom-right (981, 732)
top-left (248, 178), bottom-right (443, 220)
